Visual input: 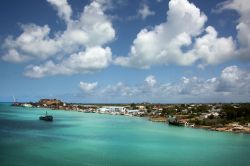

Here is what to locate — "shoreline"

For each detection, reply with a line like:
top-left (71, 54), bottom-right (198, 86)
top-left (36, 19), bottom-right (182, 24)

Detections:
top-left (37, 106), bottom-right (250, 134)
top-left (195, 125), bottom-right (250, 134)
top-left (148, 116), bottom-right (250, 134)
top-left (23, 104), bottom-right (250, 134)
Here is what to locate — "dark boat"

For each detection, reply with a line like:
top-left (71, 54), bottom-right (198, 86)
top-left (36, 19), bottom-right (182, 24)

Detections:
top-left (168, 116), bottom-right (184, 126)
top-left (39, 111), bottom-right (53, 121)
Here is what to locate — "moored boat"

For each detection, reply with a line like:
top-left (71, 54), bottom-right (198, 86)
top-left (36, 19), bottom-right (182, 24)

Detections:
top-left (39, 111), bottom-right (53, 121)
top-left (168, 116), bottom-right (185, 126)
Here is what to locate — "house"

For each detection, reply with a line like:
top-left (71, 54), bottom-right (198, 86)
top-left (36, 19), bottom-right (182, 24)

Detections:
top-left (152, 105), bottom-right (163, 111)
top-left (209, 107), bottom-right (221, 112)
top-left (202, 112), bottom-right (219, 119)
top-left (136, 105), bottom-right (146, 111)
top-left (181, 109), bottom-right (188, 114)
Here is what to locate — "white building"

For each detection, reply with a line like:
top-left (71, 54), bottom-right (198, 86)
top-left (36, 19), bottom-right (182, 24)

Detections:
top-left (22, 103), bottom-right (32, 107)
top-left (126, 109), bottom-right (140, 115)
top-left (99, 106), bottom-right (127, 114)
top-left (204, 112), bottom-right (219, 118)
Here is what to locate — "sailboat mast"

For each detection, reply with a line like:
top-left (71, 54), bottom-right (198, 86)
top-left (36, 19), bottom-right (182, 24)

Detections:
top-left (12, 96), bottom-right (16, 103)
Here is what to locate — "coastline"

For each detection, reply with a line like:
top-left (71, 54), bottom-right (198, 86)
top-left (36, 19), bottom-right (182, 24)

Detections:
top-left (195, 125), bottom-right (250, 134)
top-left (14, 103), bottom-right (250, 134)
top-left (148, 116), bottom-right (250, 134)
top-left (10, 99), bottom-right (250, 134)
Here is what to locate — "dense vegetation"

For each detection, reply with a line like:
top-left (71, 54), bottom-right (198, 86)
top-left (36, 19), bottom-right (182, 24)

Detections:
top-left (220, 104), bottom-right (250, 124)
top-left (189, 104), bottom-right (250, 126)
top-left (140, 103), bottom-right (250, 126)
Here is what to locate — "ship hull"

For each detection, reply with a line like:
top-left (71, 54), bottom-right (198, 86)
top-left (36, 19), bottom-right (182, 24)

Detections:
top-left (168, 121), bottom-right (184, 126)
top-left (39, 115), bottom-right (53, 121)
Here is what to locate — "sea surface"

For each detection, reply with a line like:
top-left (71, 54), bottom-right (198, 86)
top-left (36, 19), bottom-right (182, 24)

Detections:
top-left (0, 103), bottom-right (250, 166)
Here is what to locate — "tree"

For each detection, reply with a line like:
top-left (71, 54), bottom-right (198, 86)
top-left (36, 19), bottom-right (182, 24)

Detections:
top-left (130, 103), bottom-right (136, 109)
top-left (208, 114), bottom-right (214, 119)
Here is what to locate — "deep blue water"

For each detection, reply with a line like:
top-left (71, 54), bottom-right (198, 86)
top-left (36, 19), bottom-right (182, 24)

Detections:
top-left (0, 103), bottom-right (250, 166)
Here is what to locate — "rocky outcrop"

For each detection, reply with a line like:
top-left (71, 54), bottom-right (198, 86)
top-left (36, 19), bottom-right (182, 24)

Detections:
top-left (38, 99), bottom-right (63, 106)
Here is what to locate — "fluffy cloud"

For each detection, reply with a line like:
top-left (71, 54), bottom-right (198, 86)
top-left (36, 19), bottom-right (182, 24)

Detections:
top-left (2, 49), bottom-right (30, 63)
top-left (24, 46), bottom-right (112, 78)
top-left (145, 75), bottom-right (157, 87)
top-left (138, 4), bottom-right (155, 20)
top-left (218, 0), bottom-right (250, 60)
top-left (2, 24), bottom-right (59, 62)
top-left (176, 66), bottom-right (250, 97)
top-left (65, 1), bottom-right (115, 47)
top-left (190, 26), bottom-right (235, 65)
top-left (178, 76), bottom-right (218, 96)
top-left (47, 0), bottom-right (72, 23)
top-left (115, 0), bottom-right (235, 68)
top-left (217, 65), bottom-right (250, 94)
top-left (101, 82), bottom-right (140, 97)
top-left (94, 66), bottom-right (250, 102)
top-left (92, 0), bottom-right (126, 11)
top-left (79, 81), bottom-right (98, 93)
top-left (2, 0), bottom-right (115, 78)
top-left (221, 66), bottom-right (242, 83)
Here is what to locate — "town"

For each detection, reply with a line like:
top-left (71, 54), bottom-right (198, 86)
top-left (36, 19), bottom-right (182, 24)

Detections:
top-left (13, 99), bottom-right (250, 133)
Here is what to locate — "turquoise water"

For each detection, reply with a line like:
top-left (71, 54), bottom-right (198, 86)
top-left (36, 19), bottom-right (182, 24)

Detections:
top-left (0, 103), bottom-right (250, 166)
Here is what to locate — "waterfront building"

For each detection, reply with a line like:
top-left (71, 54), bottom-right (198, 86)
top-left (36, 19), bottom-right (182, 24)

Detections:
top-left (99, 106), bottom-right (127, 114)
top-left (126, 109), bottom-right (140, 115)
top-left (22, 103), bottom-right (32, 107)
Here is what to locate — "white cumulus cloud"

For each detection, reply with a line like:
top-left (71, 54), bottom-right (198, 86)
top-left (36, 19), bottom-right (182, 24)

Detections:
top-left (101, 82), bottom-right (140, 97)
top-left (217, 65), bottom-right (250, 94)
top-left (190, 26), bottom-right (235, 65)
top-left (2, 49), bottom-right (30, 63)
top-left (115, 0), bottom-right (235, 68)
top-left (93, 65), bottom-right (250, 102)
top-left (1, 0), bottom-right (115, 78)
top-left (2, 24), bottom-right (59, 61)
top-left (138, 4), bottom-right (155, 20)
top-left (24, 46), bottom-right (112, 78)
top-left (145, 75), bottom-right (157, 87)
top-left (217, 0), bottom-right (250, 60)
top-left (47, 0), bottom-right (72, 23)
top-left (79, 81), bottom-right (98, 93)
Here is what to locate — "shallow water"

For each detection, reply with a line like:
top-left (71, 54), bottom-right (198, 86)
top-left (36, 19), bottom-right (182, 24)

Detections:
top-left (0, 103), bottom-right (250, 166)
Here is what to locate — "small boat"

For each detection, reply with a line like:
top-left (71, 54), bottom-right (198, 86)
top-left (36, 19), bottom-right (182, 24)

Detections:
top-left (168, 116), bottom-right (184, 126)
top-left (39, 111), bottom-right (53, 121)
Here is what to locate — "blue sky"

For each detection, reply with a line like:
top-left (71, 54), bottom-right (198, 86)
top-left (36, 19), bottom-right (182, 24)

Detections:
top-left (0, 0), bottom-right (250, 103)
